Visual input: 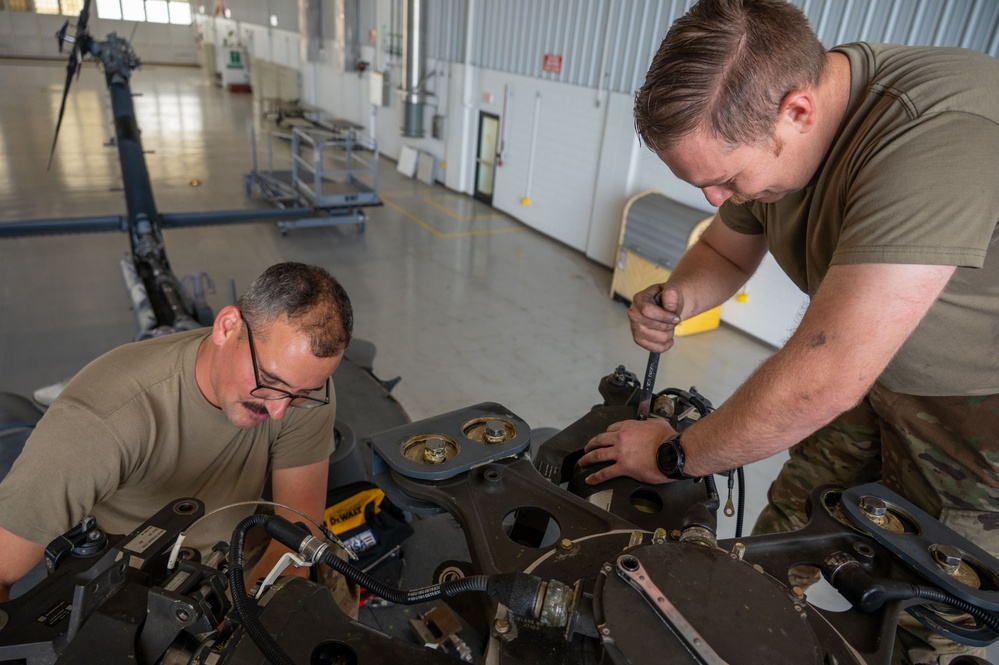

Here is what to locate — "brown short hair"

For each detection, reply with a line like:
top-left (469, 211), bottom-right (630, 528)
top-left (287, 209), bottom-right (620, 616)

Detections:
top-left (238, 262), bottom-right (353, 358)
top-left (635, 0), bottom-right (826, 152)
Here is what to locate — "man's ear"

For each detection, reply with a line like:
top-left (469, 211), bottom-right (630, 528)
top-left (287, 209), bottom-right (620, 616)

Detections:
top-left (211, 305), bottom-right (242, 345)
top-left (779, 89), bottom-right (817, 134)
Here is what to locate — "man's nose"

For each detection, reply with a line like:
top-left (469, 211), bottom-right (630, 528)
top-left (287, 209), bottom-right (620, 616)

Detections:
top-left (702, 186), bottom-right (732, 207)
top-left (265, 399), bottom-right (290, 421)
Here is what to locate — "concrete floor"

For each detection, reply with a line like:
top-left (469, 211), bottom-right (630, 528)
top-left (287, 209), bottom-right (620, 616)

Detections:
top-left (0, 58), bottom-right (782, 541)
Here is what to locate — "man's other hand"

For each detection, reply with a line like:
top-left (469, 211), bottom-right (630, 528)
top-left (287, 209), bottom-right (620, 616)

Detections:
top-left (629, 283), bottom-right (683, 353)
top-left (579, 418), bottom-right (676, 485)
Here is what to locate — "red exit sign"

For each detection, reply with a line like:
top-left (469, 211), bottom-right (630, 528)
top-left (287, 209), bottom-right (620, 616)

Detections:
top-left (543, 54), bottom-right (563, 74)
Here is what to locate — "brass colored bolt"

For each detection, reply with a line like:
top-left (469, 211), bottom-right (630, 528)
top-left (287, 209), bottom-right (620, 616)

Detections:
top-left (557, 538), bottom-right (573, 552)
top-left (494, 618), bottom-right (510, 635)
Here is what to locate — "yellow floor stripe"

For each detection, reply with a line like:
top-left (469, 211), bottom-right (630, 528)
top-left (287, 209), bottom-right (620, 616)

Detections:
top-left (423, 195), bottom-right (504, 221)
top-left (381, 195), bottom-right (525, 238)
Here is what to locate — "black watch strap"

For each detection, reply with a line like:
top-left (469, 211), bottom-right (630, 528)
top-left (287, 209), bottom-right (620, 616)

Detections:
top-left (655, 433), bottom-right (690, 480)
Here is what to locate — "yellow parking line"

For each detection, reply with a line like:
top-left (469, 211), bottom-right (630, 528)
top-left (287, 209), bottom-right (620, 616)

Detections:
top-left (423, 195), bottom-right (504, 221)
top-left (381, 195), bottom-right (524, 238)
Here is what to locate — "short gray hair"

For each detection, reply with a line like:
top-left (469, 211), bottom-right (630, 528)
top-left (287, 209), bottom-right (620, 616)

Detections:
top-left (237, 262), bottom-right (353, 358)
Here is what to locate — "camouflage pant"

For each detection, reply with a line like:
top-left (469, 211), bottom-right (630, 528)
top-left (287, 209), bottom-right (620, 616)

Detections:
top-left (753, 382), bottom-right (999, 665)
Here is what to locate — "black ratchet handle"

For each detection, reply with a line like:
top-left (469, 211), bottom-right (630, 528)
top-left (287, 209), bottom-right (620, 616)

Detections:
top-left (635, 291), bottom-right (665, 421)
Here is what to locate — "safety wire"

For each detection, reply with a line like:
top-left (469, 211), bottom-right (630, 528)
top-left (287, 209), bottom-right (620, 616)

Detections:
top-left (166, 499), bottom-right (357, 571)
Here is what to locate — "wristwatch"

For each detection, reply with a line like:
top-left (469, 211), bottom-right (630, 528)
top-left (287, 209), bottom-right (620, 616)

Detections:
top-left (655, 433), bottom-right (691, 480)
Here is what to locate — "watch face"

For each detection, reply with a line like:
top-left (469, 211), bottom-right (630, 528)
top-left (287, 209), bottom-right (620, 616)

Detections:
top-left (657, 438), bottom-right (682, 478)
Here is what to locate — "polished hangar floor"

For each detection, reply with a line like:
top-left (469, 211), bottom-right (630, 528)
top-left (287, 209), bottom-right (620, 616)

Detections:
top-left (0, 62), bottom-right (776, 544)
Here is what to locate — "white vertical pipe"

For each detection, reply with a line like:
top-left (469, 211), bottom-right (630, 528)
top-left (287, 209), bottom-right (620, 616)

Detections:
top-left (595, 0), bottom-right (615, 107)
top-left (459, 0), bottom-right (476, 192)
top-left (522, 92), bottom-right (542, 205)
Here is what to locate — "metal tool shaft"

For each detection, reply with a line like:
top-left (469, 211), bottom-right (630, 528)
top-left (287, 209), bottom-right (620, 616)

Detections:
top-left (635, 293), bottom-right (664, 420)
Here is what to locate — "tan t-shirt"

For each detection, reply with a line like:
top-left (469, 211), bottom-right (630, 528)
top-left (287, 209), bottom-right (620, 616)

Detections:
top-left (0, 329), bottom-right (336, 553)
top-left (721, 43), bottom-right (999, 396)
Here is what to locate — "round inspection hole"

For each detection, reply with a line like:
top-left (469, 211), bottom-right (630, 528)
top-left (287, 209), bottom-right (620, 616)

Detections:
top-left (311, 641), bottom-right (358, 665)
top-left (502, 507), bottom-right (561, 549)
top-left (630, 487), bottom-right (665, 514)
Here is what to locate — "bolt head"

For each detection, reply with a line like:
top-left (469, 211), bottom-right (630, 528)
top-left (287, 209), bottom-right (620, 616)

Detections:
top-left (933, 544), bottom-right (963, 568)
top-left (859, 496), bottom-right (887, 518)
top-left (423, 437), bottom-right (448, 464)
top-left (484, 419), bottom-right (507, 443)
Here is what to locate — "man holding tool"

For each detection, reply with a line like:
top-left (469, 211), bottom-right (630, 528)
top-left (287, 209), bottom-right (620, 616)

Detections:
top-left (578, 3), bottom-right (999, 659)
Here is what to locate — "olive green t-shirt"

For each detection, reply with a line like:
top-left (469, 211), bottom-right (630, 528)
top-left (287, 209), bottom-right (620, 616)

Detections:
top-left (0, 329), bottom-right (336, 553)
top-left (721, 43), bottom-right (999, 396)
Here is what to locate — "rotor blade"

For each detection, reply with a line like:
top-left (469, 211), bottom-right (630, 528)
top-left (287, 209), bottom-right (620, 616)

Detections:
top-left (48, 0), bottom-right (91, 170)
top-left (56, 20), bottom-right (69, 53)
top-left (77, 0), bottom-right (91, 36)
top-left (47, 51), bottom-right (79, 171)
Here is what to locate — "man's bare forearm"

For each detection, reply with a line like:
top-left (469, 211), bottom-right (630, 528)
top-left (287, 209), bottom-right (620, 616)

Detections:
top-left (680, 327), bottom-right (862, 476)
top-left (664, 220), bottom-right (766, 320)
top-left (680, 262), bottom-right (957, 477)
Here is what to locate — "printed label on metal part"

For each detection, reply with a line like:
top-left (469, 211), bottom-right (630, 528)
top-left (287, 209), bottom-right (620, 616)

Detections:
top-left (36, 600), bottom-right (72, 627)
top-left (125, 525), bottom-right (166, 554)
top-left (163, 570), bottom-right (191, 592)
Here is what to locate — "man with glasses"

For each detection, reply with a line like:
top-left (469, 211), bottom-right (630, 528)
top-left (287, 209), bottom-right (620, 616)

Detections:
top-left (0, 262), bottom-right (354, 610)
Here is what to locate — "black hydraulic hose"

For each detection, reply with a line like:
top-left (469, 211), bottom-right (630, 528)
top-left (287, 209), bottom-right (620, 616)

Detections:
top-left (905, 585), bottom-right (999, 634)
top-left (228, 514), bottom-right (296, 665)
top-left (318, 550), bottom-right (547, 616)
top-left (227, 513), bottom-right (549, 665)
top-left (703, 474), bottom-right (719, 509)
top-left (736, 466), bottom-right (746, 538)
top-left (318, 547), bottom-right (489, 604)
top-left (681, 472), bottom-right (721, 537)
top-left (825, 553), bottom-right (999, 635)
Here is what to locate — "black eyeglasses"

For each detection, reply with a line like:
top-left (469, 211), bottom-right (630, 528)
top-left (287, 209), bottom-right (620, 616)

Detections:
top-left (244, 319), bottom-right (331, 409)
